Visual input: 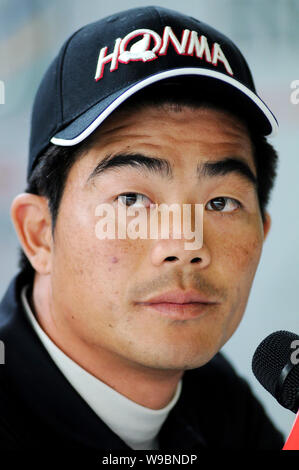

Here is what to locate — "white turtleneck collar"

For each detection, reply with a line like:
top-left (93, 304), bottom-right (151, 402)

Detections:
top-left (20, 284), bottom-right (182, 450)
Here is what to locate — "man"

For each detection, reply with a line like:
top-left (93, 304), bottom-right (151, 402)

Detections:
top-left (0, 6), bottom-right (284, 450)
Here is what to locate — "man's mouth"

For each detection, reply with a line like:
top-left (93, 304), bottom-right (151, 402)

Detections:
top-left (135, 289), bottom-right (218, 319)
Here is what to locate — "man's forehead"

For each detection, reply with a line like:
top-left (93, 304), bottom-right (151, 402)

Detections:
top-left (88, 102), bottom-right (252, 146)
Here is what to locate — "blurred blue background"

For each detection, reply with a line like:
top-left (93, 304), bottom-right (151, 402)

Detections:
top-left (0, 0), bottom-right (298, 441)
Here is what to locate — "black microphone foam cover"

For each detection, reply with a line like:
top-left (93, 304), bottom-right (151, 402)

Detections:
top-left (252, 330), bottom-right (299, 413)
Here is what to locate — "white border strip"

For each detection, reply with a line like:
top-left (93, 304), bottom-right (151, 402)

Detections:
top-left (51, 67), bottom-right (278, 146)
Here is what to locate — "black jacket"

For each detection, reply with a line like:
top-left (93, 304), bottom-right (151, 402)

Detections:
top-left (0, 270), bottom-right (284, 451)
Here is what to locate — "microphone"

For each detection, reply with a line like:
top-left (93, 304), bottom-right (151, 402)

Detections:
top-left (252, 330), bottom-right (299, 450)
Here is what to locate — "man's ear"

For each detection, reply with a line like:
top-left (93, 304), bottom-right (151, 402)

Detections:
top-left (263, 211), bottom-right (271, 242)
top-left (10, 193), bottom-right (52, 274)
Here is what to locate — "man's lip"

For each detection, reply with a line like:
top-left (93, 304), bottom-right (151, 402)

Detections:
top-left (136, 289), bottom-right (218, 305)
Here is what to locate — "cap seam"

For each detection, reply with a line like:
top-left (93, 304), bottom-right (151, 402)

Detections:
top-left (58, 26), bottom-right (87, 126)
top-left (151, 5), bottom-right (167, 28)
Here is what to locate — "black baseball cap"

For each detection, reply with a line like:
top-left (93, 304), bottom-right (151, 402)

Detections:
top-left (28, 5), bottom-right (278, 179)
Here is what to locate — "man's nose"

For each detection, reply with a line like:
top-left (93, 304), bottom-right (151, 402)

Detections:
top-left (151, 238), bottom-right (211, 267)
top-left (150, 202), bottom-right (210, 267)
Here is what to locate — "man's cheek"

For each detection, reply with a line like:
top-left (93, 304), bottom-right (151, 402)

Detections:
top-left (218, 234), bottom-right (262, 277)
top-left (70, 239), bottom-right (134, 283)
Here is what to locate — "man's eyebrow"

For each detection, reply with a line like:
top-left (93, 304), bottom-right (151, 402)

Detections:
top-left (86, 153), bottom-right (172, 182)
top-left (200, 157), bottom-right (257, 187)
top-left (86, 153), bottom-right (257, 187)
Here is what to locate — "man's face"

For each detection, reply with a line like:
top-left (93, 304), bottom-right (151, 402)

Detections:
top-left (50, 104), bottom-right (269, 371)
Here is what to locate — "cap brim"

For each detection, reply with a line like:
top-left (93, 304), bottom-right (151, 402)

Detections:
top-left (51, 67), bottom-right (278, 146)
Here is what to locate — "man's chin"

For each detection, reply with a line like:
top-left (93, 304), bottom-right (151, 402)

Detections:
top-left (125, 346), bottom-right (220, 372)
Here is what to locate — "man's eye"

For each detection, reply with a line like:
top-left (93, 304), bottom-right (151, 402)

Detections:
top-left (206, 197), bottom-right (241, 213)
top-left (116, 193), bottom-right (152, 208)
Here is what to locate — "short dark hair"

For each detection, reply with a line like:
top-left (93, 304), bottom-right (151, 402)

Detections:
top-left (19, 81), bottom-right (278, 280)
